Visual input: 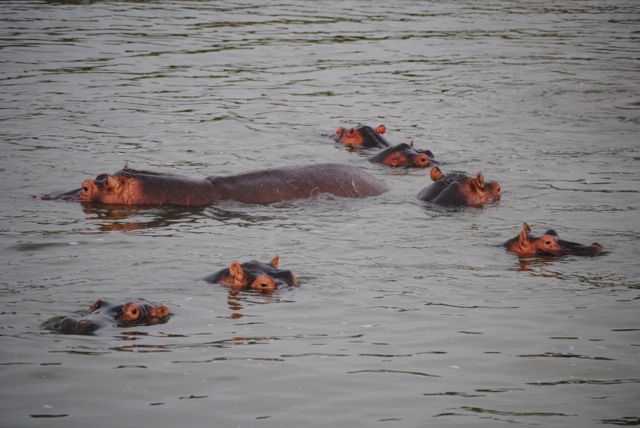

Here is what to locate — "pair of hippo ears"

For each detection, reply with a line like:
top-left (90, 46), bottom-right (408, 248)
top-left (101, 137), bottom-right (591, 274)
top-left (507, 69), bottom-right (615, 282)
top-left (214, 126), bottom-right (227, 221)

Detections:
top-left (429, 167), bottom-right (486, 190)
top-left (520, 222), bottom-right (556, 236)
top-left (229, 255), bottom-right (279, 276)
top-left (335, 124), bottom-right (386, 138)
top-left (518, 222), bottom-right (558, 243)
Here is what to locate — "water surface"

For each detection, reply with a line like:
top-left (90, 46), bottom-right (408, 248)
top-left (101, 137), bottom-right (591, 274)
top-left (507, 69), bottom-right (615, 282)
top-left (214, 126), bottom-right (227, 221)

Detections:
top-left (1, 1), bottom-right (639, 427)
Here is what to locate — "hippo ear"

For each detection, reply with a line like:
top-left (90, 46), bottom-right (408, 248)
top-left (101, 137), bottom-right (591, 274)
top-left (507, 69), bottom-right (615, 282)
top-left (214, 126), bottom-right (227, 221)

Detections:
top-left (229, 261), bottom-right (246, 286)
top-left (104, 175), bottom-right (121, 192)
top-left (430, 166), bottom-right (444, 182)
top-left (474, 173), bottom-right (485, 191)
top-left (518, 229), bottom-right (530, 244)
top-left (89, 299), bottom-right (103, 312)
top-left (270, 255), bottom-right (279, 268)
top-left (409, 140), bottom-right (414, 147)
top-left (522, 222), bottom-right (531, 232)
top-left (375, 125), bottom-right (386, 135)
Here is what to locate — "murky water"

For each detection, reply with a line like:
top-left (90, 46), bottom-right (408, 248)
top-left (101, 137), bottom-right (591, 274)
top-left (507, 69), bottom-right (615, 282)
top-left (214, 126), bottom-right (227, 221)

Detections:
top-left (1, 1), bottom-right (639, 426)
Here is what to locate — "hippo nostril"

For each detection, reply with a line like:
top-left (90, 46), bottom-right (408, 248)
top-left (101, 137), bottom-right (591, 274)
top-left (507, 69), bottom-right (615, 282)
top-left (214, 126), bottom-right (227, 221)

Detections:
top-left (82, 186), bottom-right (89, 192)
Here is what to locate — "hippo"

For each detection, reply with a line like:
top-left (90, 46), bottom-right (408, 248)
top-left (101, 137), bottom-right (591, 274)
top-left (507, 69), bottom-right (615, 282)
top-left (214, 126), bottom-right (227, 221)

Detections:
top-left (503, 222), bottom-right (604, 257)
top-left (40, 163), bottom-right (389, 206)
top-left (368, 142), bottom-right (436, 168)
top-left (416, 166), bottom-right (501, 207)
top-left (334, 124), bottom-right (391, 148)
top-left (204, 255), bottom-right (297, 292)
top-left (53, 298), bottom-right (169, 335)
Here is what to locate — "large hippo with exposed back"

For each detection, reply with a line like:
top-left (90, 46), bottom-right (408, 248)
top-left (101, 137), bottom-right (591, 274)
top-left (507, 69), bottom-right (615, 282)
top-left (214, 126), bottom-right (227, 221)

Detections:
top-left (41, 163), bottom-right (389, 206)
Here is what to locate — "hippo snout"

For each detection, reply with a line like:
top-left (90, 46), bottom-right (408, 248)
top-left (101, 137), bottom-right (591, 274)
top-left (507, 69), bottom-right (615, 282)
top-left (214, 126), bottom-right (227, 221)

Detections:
top-left (79, 179), bottom-right (96, 201)
top-left (413, 153), bottom-right (431, 167)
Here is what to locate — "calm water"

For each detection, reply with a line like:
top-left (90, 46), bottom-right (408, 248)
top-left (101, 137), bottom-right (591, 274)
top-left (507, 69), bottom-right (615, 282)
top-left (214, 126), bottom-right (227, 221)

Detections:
top-left (1, 1), bottom-right (639, 426)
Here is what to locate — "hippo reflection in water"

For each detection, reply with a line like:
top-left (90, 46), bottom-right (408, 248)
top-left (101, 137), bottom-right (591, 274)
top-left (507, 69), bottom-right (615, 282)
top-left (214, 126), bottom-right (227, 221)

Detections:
top-left (54, 298), bottom-right (170, 335)
top-left (41, 163), bottom-right (389, 206)
top-left (503, 222), bottom-right (604, 257)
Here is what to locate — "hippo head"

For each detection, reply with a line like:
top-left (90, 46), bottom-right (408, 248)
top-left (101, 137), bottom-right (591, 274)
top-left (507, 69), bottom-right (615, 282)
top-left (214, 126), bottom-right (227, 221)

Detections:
top-left (80, 172), bottom-right (134, 204)
top-left (429, 166), bottom-right (501, 207)
top-left (369, 142), bottom-right (434, 168)
top-left (207, 255), bottom-right (297, 292)
top-left (504, 223), bottom-right (605, 257)
top-left (465, 171), bottom-right (501, 206)
top-left (55, 298), bottom-right (169, 335)
top-left (504, 222), bottom-right (563, 257)
top-left (334, 124), bottom-right (390, 148)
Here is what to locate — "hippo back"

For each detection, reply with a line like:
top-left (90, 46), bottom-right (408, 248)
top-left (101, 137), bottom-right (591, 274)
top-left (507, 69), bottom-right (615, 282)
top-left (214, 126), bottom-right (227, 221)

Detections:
top-left (207, 163), bottom-right (389, 204)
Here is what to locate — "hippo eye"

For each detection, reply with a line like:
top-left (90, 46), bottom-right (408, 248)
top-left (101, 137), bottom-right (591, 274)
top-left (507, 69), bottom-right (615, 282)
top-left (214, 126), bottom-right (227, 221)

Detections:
top-left (120, 303), bottom-right (143, 322)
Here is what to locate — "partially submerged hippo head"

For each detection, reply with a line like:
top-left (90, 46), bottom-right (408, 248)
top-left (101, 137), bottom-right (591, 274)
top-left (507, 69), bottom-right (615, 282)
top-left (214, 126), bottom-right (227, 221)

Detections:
top-left (79, 168), bottom-right (216, 206)
top-left (54, 298), bottom-right (170, 335)
top-left (334, 124), bottom-right (391, 148)
top-left (503, 222), bottom-right (604, 257)
top-left (368, 142), bottom-right (435, 168)
top-left (417, 166), bottom-right (501, 207)
top-left (204, 255), bottom-right (297, 292)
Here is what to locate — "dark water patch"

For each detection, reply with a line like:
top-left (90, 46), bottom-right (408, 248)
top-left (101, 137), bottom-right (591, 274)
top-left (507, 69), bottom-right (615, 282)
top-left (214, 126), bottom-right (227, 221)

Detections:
top-left (280, 353), bottom-right (349, 358)
top-left (30, 413), bottom-right (68, 418)
top-left (174, 356), bottom-right (285, 364)
top-left (517, 352), bottom-right (614, 361)
top-left (348, 369), bottom-right (440, 378)
top-left (424, 391), bottom-right (484, 397)
top-left (528, 378), bottom-right (640, 386)
top-left (460, 406), bottom-right (573, 417)
top-left (425, 302), bottom-right (520, 309)
top-left (600, 416), bottom-right (640, 426)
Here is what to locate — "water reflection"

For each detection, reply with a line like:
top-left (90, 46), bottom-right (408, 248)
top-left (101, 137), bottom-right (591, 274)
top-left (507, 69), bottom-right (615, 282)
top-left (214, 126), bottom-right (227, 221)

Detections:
top-left (77, 204), bottom-right (290, 232)
top-left (225, 288), bottom-right (292, 319)
top-left (513, 256), bottom-right (559, 277)
top-left (80, 204), bottom-right (206, 232)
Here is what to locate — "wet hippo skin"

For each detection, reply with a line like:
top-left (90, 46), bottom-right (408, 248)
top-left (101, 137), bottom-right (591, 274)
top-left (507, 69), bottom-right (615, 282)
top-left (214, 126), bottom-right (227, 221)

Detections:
top-left (41, 163), bottom-right (390, 206)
